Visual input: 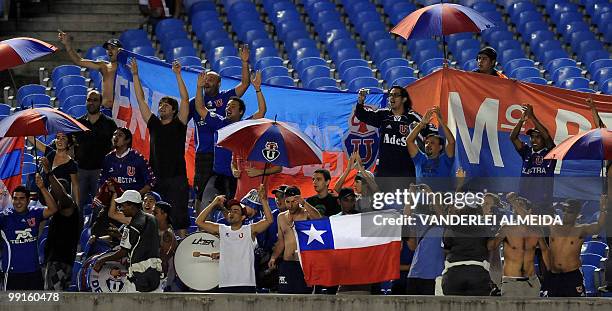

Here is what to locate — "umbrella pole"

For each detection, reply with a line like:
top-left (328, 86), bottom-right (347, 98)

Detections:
top-left (442, 35), bottom-right (448, 66)
top-left (7, 69), bottom-right (18, 93)
top-left (261, 162), bottom-right (268, 184)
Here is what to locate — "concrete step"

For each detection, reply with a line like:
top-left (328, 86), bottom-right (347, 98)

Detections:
top-left (14, 19), bottom-right (142, 32)
top-left (54, 0), bottom-right (136, 4)
top-left (27, 13), bottom-right (141, 23)
top-left (51, 3), bottom-right (140, 15)
top-left (1, 31), bottom-right (120, 43)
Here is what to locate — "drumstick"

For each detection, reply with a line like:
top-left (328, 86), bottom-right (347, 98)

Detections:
top-left (192, 251), bottom-right (220, 259)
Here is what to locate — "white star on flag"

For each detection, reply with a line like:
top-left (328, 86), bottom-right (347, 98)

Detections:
top-left (301, 224), bottom-right (327, 245)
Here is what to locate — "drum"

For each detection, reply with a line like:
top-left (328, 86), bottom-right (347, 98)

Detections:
top-left (174, 232), bottom-right (220, 291)
top-left (78, 251), bottom-right (129, 292)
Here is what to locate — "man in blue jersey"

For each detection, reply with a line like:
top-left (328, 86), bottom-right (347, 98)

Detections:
top-left (510, 104), bottom-right (556, 215)
top-left (191, 45), bottom-right (251, 212)
top-left (0, 178), bottom-right (58, 290)
top-left (99, 127), bottom-right (155, 194)
top-left (194, 71), bottom-right (266, 202)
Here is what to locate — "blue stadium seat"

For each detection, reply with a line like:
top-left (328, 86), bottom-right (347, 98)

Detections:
top-left (500, 49), bottom-right (525, 65)
top-left (582, 241), bottom-right (609, 257)
top-left (264, 76), bottom-right (293, 87)
top-left (0, 103), bottom-right (11, 115)
top-left (560, 77), bottom-right (590, 90)
top-left (583, 50), bottom-right (611, 69)
top-left (504, 58), bottom-right (535, 75)
top-left (462, 59), bottom-right (478, 71)
top-left (581, 253), bottom-right (604, 268)
top-left (292, 47), bottom-right (320, 63)
top-left (338, 59), bottom-right (369, 77)
top-left (175, 56), bottom-right (202, 67)
top-left (511, 67), bottom-right (540, 80)
top-left (543, 49), bottom-right (570, 68)
top-left (407, 39), bottom-right (438, 54)
top-left (307, 77), bottom-right (337, 89)
top-left (589, 59), bottom-right (612, 76)
top-left (21, 94), bottom-right (51, 108)
top-left (561, 22), bottom-right (590, 44)
top-left (459, 48), bottom-right (480, 66)
top-left (552, 66), bottom-right (583, 85)
top-left (187, 0), bottom-right (216, 15)
top-left (57, 85), bottom-right (88, 105)
top-left (385, 66), bottom-right (415, 84)
top-left (390, 77), bottom-right (418, 87)
top-left (592, 67), bottom-right (612, 85)
top-left (155, 18), bottom-right (185, 36)
top-left (167, 46), bottom-right (197, 62)
top-left (294, 57), bottom-right (328, 76)
top-left (244, 29), bottom-right (269, 45)
top-left (593, 11), bottom-right (611, 30)
top-left (312, 10), bottom-right (342, 25)
top-left (334, 48), bottom-right (362, 66)
top-left (347, 77), bottom-right (379, 92)
top-left (365, 31), bottom-right (393, 47)
top-left (61, 95), bottom-right (86, 111)
top-left (577, 41), bottom-right (605, 59)
top-left (472, 1), bottom-right (497, 13)
top-left (356, 21), bottom-right (387, 36)
top-left (581, 265), bottom-right (602, 297)
top-left (415, 49), bottom-right (444, 67)
top-left (603, 78), bottom-right (612, 94)
top-left (251, 38), bottom-right (275, 50)
top-left (389, 3), bottom-right (417, 24)
top-left (342, 66), bottom-right (374, 84)
top-left (219, 66), bottom-right (242, 78)
top-left (17, 84), bottom-right (46, 106)
top-left (368, 39), bottom-right (400, 57)
top-left (495, 39), bottom-right (522, 52)
top-left (54, 75), bottom-right (86, 93)
top-left (261, 66), bottom-right (290, 81)
top-left (131, 46), bottom-right (156, 56)
top-left (419, 58), bottom-right (445, 76)
top-left (213, 56), bottom-right (242, 72)
top-left (301, 65), bottom-right (331, 85)
top-left (522, 77), bottom-right (548, 85)
top-left (121, 37), bottom-right (152, 51)
top-left (211, 46), bottom-right (238, 66)
top-left (51, 65), bottom-right (81, 85)
top-left (190, 4), bottom-right (217, 21)
top-left (451, 39), bottom-right (480, 55)
top-left (67, 105), bottom-right (87, 118)
top-left (329, 38), bottom-right (358, 56)
top-left (521, 21), bottom-right (549, 38)
top-left (374, 49), bottom-right (404, 65)
top-left (570, 31), bottom-right (597, 51)
top-left (322, 28), bottom-right (352, 45)
top-left (378, 58), bottom-right (411, 78)
top-left (534, 40), bottom-right (563, 59)
top-left (546, 58), bottom-right (577, 75)
top-left (527, 30), bottom-right (555, 48)
top-left (509, 1), bottom-right (537, 21)
top-left (255, 57), bottom-right (284, 70)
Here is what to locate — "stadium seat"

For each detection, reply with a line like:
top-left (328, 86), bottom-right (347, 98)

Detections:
top-left (390, 77), bottom-right (418, 87)
top-left (500, 49), bottom-right (525, 65)
top-left (341, 66), bottom-right (374, 84)
top-left (85, 46), bottom-right (106, 60)
top-left (534, 40), bottom-right (563, 59)
top-left (294, 57), bottom-right (328, 76)
top-left (265, 76), bottom-right (294, 87)
top-left (462, 59), bottom-right (478, 71)
top-left (307, 77), bottom-right (337, 90)
top-left (582, 241), bottom-right (609, 257)
top-left (57, 85), bottom-right (88, 106)
top-left (210, 46), bottom-right (238, 66)
top-left (61, 95), bottom-right (86, 112)
top-left (407, 39), bottom-right (438, 54)
top-left (219, 66), bottom-right (242, 78)
top-left (522, 77), bottom-right (548, 85)
top-left (419, 58), bottom-right (445, 76)
top-left (54, 75), bottom-right (86, 93)
top-left (255, 57), bottom-right (284, 70)
top-left (560, 77), bottom-right (590, 90)
top-left (503, 58), bottom-right (535, 75)
top-left (175, 56), bottom-right (203, 67)
top-left (334, 48), bottom-right (362, 67)
top-left (495, 39), bottom-right (522, 52)
top-left (581, 264), bottom-right (602, 297)
top-left (169, 46), bottom-right (198, 62)
top-left (261, 66), bottom-right (290, 81)
top-left (512, 67), bottom-right (541, 80)
top-left (543, 49), bottom-right (570, 68)
top-left (588, 59), bottom-right (612, 76)
top-left (187, 0), bottom-right (216, 14)
top-left (155, 18), bottom-right (185, 36)
top-left (459, 48), bottom-right (480, 66)
top-left (132, 46), bottom-right (156, 56)
top-left (583, 50), bottom-right (611, 69)
top-left (301, 65), bottom-right (331, 85)
top-left (329, 38), bottom-right (358, 56)
top-left (509, 2), bottom-right (537, 21)
top-left (378, 58), bottom-right (411, 78)
top-left (347, 77), bottom-right (379, 92)
top-left (373, 50), bottom-right (403, 65)
top-left (472, 1), bottom-right (497, 13)
top-left (337, 59), bottom-right (369, 78)
top-left (21, 94), bottom-right (51, 108)
top-left (415, 50), bottom-right (444, 67)
top-left (546, 58), bottom-right (577, 75)
top-left (581, 253), bottom-right (605, 268)
top-left (593, 67), bottom-right (612, 85)
top-left (552, 66), bottom-right (583, 85)
top-left (51, 65), bottom-right (82, 85)
top-left (0, 103), bottom-right (11, 116)
top-left (67, 105), bottom-right (87, 118)
top-left (451, 39), bottom-right (480, 56)
top-left (17, 84), bottom-right (46, 106)
top-left (213, 56), bottom-right (242, 72)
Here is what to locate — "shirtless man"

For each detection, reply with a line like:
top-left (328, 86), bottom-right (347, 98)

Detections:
top-left (488, 197), bottom-right (549, 296)
top-left (267, 186), bottom-right (321, 293)
top-left (546, 195), bottom-right (607, 297)
top-left (59, 31), bottom-right (119, 108)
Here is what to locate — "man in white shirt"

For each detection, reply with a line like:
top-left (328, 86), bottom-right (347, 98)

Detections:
top-left (195, 184), bottom-right (273, 293)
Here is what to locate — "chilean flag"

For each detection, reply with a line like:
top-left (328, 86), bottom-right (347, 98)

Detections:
top-left (294, 211), bottom-right (402, 286)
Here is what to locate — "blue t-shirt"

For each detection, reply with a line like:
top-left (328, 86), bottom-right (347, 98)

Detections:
top-left (412, 151), bottom-right (454, 178)
top-left (0, 208), bottom-right (45, 273)
top-left (98, 149), bottom-right (155, 191)
top-left (517, 144), bottom-right (556, 207)
top-left (189, 89), bottom-right (237, 154)
top-left (407, 218), bottom-right (445, 280)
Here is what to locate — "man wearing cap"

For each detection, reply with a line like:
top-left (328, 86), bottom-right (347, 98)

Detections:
top-left (131, 58), bottom-right (191, 238)
top-left (58, 31), bottom-right (120, 108)
top-left (195, 184), bottom-right (274, 293)
top-left (334, 151), bottom-right (379, 212)
top-left (93, 190), bottom-right (163, 292)
top-left (510, 104), bottom-right (556, 215)
top-left (190, 45), bottom-right (251, 213)
top-left (272, 185), bottom-right (289, 212)
top-left (407, 106), bottom-right (456, 191)
top-left (473, 46), bottom-right (507, 78)
top-left (268, 186), bottom-right (321, 293)
top-left (335, 188), bottom-right (359, 216)
top-left (545, 195), bottom-right (607, 297)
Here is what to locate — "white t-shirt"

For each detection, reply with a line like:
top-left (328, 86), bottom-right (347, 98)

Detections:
top-left (218, 224), bottom-right (256, 288)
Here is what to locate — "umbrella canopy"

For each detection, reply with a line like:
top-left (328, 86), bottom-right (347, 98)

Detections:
top-left (217, 118), bottom-right (323, 167)
top-left (0, 37), bottom-right (58, 71)
top-left (391, 3), bottom-right (496, 39)
top-left (544, 128), bottom-right (612, 160)
top-left (0, 107), bottom-right (89, 137)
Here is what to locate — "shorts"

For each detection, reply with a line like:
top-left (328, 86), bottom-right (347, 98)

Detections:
top-left (442, 265), bottom-right (491, 296)
top-left (45, 261), bottom-right (73, 290)
top-left (194, 152), bottom-right (214, 199)
top-left (154, 175), bottom-right (190, 230)
top-left (501, 275), bottom-right (541, 297)
top-left (278, 261), bottom-right (312, 294)
top-left (543, 269), bottom-right (585, 297)
top-left (6, 270), bottom-right (44, 290)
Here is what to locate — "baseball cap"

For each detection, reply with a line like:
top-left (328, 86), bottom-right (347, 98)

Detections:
top-left (103, 38), bottom-right (123, 50)
top-left (144, 191), bottom-right (161, 202)
top-left (338, 188), bottom-right (356, 199)
top-left (115, 190), bottom-right (142, 204)
top-left (478, 46), bottom-right (497, 60)
top-left (526, 128), bottom-right (541, 136)
top-left (284, 186), bottom-right (301, 197)
top-left (272, 185), bottom-right (289, 196)
top-left (241, 189), bottom-right (262, 210)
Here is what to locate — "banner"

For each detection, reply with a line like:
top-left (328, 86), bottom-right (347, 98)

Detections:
top-left (112, 51), bottom-right (612, 198)
top-left (0, 137), bottom-right (24, 210)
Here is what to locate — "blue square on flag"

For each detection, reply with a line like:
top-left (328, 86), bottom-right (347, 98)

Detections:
top-left (295, 218), bottom-right (334, 251)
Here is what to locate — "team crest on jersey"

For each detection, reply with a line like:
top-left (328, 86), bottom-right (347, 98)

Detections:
top-left (127, 166), bottom-right (135, 177)
top-left (26, 217), bottom-right (36, 227)
top-left (342, 105), bottom-right (379, 170)
top-left (534, 155), bottom-right (544, 165)
top-left (262, 141), bottom-right (280, 162)
top-left (399, 124), bottom-right (409, 136)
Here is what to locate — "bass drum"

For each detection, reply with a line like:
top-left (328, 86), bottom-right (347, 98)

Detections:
top-left (174, 232), bottom-right (220, 291)
top-left (78, 250), bottom-right (129, 292)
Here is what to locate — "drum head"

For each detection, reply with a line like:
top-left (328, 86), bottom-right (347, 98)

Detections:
top-left (174, 232), bottom-right (220, 291)
top-left (79, 252), bottom-right (129, 292)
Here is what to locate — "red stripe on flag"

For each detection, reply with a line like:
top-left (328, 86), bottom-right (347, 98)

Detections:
top-left (300, 241), bottom-right (401, 287)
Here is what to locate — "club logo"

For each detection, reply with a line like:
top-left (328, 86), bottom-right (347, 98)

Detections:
top-left (534, 155), bottom-right (544, 166)
top-left (262, 141), bottom-right (280, 162)
top-left (90, 261), bottom-right (128, 293)
top-left (342, 106), bottom-right (379, 170)
top-left (127, 166), bottom-right (135, 177)
top-left (399, 124), bottom-right (409, 136)
top-left (26, 217), bottom-right (36, 227)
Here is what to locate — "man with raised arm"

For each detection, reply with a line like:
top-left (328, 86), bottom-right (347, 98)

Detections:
top-left (510, 104), bottom-right (556, 215)
top-left (545, 196), bottom-right (607, 297)
top-left (195, 184), bottom-right (274, 293)
top-left (267, 186), bottom-right (321, 293)
top-left (130, 58), bottom-right (190, 237)
top-left (59, 32), bottom-right (119, 108)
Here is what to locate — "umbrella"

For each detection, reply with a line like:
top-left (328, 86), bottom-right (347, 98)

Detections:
top-left (390, 3), bottom-right (496, 60)
top-left (0, 37), bottom-right (58, 71)
top-left (544, 128), bottom-right (612, 161)
top-left (217, 118), bottom-right (323, 169)
top-left (0, 107), bottom-right (89, 137)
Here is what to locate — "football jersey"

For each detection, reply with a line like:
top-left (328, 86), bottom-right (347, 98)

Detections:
top-left (99, 148), bottom-right (156, 191)
top-left (0, 208), bottom-right (45, 273)
top-left (189, 89), bottom-right (237, 154)
top-left (517, 144), bottom-right (556, 207)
